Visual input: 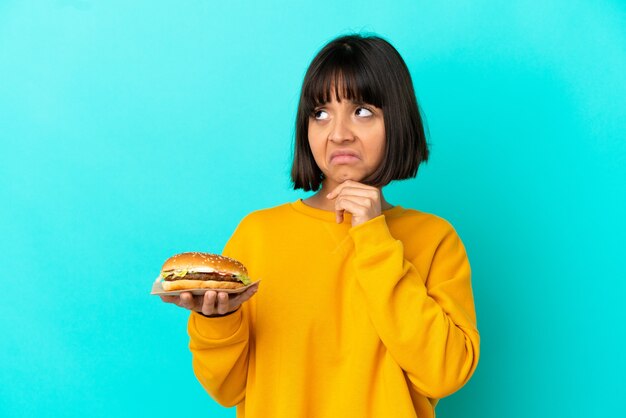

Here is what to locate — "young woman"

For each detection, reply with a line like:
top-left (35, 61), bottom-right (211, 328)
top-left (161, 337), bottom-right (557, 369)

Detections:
top-left (160, 33), bottom-right (480, 418)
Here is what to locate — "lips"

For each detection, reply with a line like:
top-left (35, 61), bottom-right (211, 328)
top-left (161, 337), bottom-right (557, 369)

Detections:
top-left (330, 150), bottom-right (360, 164)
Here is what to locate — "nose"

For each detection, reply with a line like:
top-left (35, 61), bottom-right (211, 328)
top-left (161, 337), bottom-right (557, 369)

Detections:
top-left (328, 115), bottom-right (355, 143)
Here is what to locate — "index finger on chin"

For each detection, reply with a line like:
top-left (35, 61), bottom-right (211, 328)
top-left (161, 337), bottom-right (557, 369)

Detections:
top-left (327, 181), bottom-right (375, 199)
top-left (326, 181), bottom-right (349, 199)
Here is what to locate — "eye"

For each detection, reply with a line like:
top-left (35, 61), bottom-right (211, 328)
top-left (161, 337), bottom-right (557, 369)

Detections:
top-left (355, 107), bottom-right (373, 117)
top-left (313, 109), bottom-right (329, 120)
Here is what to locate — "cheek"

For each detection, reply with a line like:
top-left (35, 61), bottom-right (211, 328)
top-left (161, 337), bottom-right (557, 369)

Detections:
top-left (371, 143), bottom-right (386, 167)
top-left (307, 126), bottom-right (325, 160)
top-left (368, 127), bottom-right (386, 164)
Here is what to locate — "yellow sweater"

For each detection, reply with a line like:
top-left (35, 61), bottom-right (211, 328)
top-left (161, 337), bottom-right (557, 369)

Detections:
top-left (187, 200), bottom-right (479, 418)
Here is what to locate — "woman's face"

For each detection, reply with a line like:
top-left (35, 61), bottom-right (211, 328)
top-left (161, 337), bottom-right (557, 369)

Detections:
top-left (308, 94), bottom-right (385, 189)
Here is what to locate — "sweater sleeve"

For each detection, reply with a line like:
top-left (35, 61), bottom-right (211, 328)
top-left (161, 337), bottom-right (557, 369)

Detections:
top-left (349, 215), bottom-right (480, 399)
top-left (188, 309), bottom-right (249, 406)
top-left (186, 220), bottom-right (253, 407)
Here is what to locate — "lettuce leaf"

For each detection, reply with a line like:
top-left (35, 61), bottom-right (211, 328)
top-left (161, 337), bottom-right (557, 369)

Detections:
top-left (238, 274), bottom-right (252, 286)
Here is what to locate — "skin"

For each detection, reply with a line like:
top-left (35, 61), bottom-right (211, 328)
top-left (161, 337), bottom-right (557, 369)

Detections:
top-left (158, 280), bottom-right (259, 316)
top-left (303, 94), bottom-right (393, 226)
top-left (160, 93), bottom-right (392, 316)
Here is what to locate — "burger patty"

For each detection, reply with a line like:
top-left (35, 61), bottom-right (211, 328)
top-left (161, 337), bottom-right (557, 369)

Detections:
top-left (163, 272), bottom-right (241, 282)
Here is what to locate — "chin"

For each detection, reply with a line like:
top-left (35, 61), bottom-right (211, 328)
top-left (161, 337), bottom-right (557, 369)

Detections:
top-left (337, 171), bottom-right (366, 183)
top-left (322, 168), bottom-right (369, 186)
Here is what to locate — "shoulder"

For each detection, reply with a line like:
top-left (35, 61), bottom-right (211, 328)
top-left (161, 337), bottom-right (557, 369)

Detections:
top-left (239, 202), bottom-right (293, 223)
top-left (390, 207), bottom-right (458, 238)
top-left (390, 208), bottom-right (469, 263)
top-left (232, 202), bottom-right (295, 234)
top-left (223, 202), bottom-right (294, 257)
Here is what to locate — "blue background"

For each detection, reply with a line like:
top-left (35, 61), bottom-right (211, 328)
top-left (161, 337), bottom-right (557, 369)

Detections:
top-left (1, 0), bottom-right (625, 416)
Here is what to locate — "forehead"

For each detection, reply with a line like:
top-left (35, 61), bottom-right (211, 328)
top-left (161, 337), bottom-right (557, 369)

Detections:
top-left (319, 89), bottom-right (367, 105)
top-left (307, 68), bottom-right (381, 108)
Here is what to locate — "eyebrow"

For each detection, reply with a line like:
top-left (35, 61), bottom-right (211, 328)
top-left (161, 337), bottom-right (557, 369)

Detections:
top-left (314, 99), bottom-right (373, 107)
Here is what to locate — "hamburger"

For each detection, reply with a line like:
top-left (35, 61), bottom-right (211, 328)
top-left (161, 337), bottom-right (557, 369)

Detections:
top-left (159, 252), bottom-right (251, 291)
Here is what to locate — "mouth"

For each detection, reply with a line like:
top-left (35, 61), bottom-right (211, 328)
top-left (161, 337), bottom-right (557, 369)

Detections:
top-left (329, 150), bottom-right (360, 164)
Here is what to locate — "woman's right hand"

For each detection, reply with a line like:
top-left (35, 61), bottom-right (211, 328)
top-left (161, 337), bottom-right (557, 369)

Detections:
top-left (159, 281), bottom-right (259, 316)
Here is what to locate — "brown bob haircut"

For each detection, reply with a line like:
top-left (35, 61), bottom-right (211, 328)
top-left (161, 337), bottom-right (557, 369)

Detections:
top-left (291, 33), bottom-right (429, 192)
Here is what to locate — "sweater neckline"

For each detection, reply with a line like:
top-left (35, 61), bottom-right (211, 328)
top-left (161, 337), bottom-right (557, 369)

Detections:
top-left (290, 199), bottom-right (405, 223)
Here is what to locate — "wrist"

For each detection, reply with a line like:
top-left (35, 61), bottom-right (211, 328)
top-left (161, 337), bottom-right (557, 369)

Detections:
top-left (196, 307), bottom-right (240, 318)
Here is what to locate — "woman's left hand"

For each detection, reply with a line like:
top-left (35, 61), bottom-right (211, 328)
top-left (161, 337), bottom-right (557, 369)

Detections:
top-left (326, 180), bottom-right (382, 227)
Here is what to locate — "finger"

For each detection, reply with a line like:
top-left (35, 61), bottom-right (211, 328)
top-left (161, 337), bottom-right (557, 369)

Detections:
top-left (334, 186), bottom-right (379, 200)
top-left (239, 283), bottom-right (260, 303)
top-left (326, 181), bottom-right (353, 199)
top-left (159, 295), bottom-right (179, 304)
top-left (326, 181), bottom-right (377, 199)
top-left (247, 281), bottom-right (260, 293)
top-left (229, 284), bottom-right (259, 307)
top-left (335, 194), bottom-right (376, 210)
top-left (202, 291), bottom-right (218, 316)
top-left (336, 208), bottom-right (344, 224)
top-left (334, 196), bottom-right (369, 217)
top-left (328, 185), bottom-right (379, 224)
top-left (216, 292), bottom-right (230, 315)
top-left (335, 199), bottom-right (370, 221)
top-left (179, 292), bottom-right (195, 310)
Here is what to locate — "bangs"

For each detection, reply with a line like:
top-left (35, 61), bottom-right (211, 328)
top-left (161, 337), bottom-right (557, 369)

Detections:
top-left (301, 49), bottom-right (384, 114)
top-left (292, 34), bottom-right (428, 192)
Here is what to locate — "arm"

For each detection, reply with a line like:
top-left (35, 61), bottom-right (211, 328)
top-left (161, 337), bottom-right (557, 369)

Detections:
top-left (186, 219), bottom-right (255, 407)
top-left (349, 215), bottom-right (480, 399)
top-left (187, 308), bottom-right (250, 406)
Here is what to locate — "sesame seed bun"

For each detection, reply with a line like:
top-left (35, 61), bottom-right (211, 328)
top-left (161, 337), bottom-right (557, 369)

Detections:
top-left (160, 252), bottom-right (249, 291)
